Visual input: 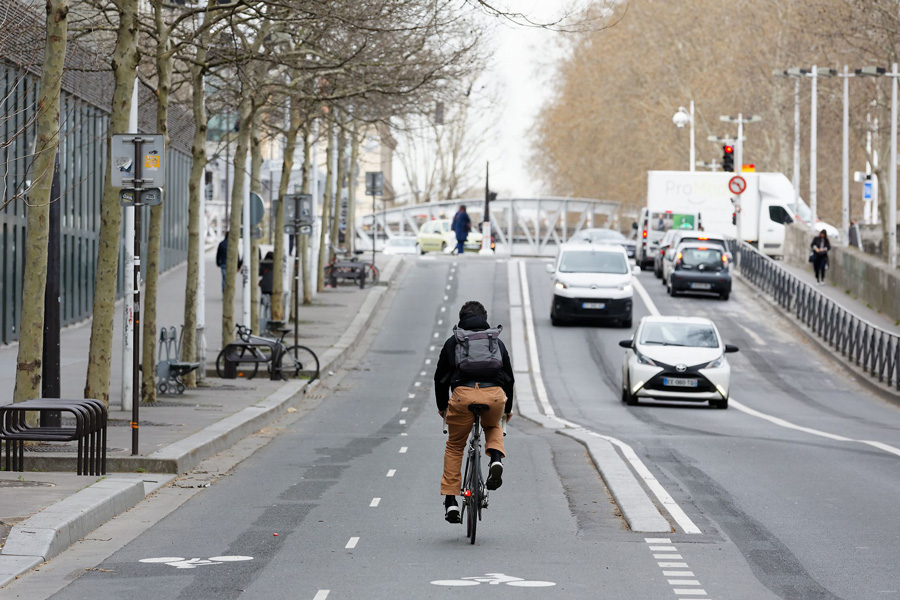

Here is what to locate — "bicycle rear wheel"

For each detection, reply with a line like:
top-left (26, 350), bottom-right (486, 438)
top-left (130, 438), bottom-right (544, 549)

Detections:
top-left (468, 455), bottom-right (479, 544)
top-left (215, 347), bottom-right (260, 379)
top-left (363, 263), bottom-right (379, 287)
top-left (277, 345), bottom-right (320, 381)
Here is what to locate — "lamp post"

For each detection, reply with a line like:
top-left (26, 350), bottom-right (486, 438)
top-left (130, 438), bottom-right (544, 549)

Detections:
top-left (673, 101), bottom-right (695, 172)
top-left (838, 65), bottom-right (856, 245)
top-left (773, 68), bottom-right (808, 212)
top-left (859, 65), bottom-right (898, 268)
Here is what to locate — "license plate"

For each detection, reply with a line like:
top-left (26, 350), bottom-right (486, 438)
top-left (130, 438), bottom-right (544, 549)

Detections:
top-left (663, 377), bottom-right (698, 387)
top-left (690, 282), bottom-right (712, 290)
top-left (582, 302), bottom-right (605, 309)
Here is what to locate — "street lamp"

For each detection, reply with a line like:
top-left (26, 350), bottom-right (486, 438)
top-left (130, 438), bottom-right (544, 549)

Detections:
top-left (858, 64), bottom-right (898, 268)
top-left (838, 65), bottom-right (856, 245)
top-left (773, 68), bottom-right (808, 212)
top-left (806, 66), bottom-right (837, 230)
top-left (672, 100), bottom-right (695, 172)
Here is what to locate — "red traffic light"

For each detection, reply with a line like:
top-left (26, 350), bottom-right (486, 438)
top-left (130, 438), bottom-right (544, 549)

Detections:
top-left (723, 145), bottom-right (734, 154)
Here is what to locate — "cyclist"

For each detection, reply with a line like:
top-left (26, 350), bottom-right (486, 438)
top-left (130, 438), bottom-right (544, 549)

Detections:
top-left (434, 300), bottom-right (514, 523)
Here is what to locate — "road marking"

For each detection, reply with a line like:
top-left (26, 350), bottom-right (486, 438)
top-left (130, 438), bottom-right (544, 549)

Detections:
top-left (370, 498), bottom-right (380, 507)
top-left (664, 571), bottom-right (695, 577)
top-left (653, 554), bottom-right (683, 559)
top-left (645, 538), bottom-right (671, 543)
top-left (437, 319), bottom-right (443, 326)
top-left (669, 580), bottom-right (702, 586)
top-left (433, 332), bottom-right (439, 338)
top-left (415, 381), bottom-right (421, 386)
top-left (346, 537), bottom-right (359, 549)
top-left (420, 370), bottom-right (427, 376)
top-left (400, 432), bottom-right (408, 436)
top-left (440, 306), bottom-right (446, 312)
top-left (737, 322), bottom-right (768, 346)
top-left (446, 285), bottom-right (451, 290)
top-left (646, 541), bottom-right (710, 597)
top-left (449, 276), bottom-right (453, 281)
top-left (632, 276), bottom-right (661, 316)
top-left (658, 562), bottom-right (689, 568)
top-left (444, 295), bottom-right (449, 301)
top-left (140, 556), bottom-right (252, 569)
top-left (408, 393), bottom-right (415, 398)
top-left (313, 591), bottom-right (330, 600)
top-left (432, 573), bottom-right (555, 587)
top-left (673, 590), bottom-right (707, 596)
top-left (386, 469), bottom-right (396, 477)
top-left (425, 358), bottom-right (432, 365)
top-left (401, 407), bottom-right (409, 412)
top-left (650, 546), bottom-right (678, 551)
top-left (518, 261), bottom-right (700, 534)
top-left (636, 271), bottom-right (900, 461)
top-left (399, 446), bottom-right (408, 453)
top-left (430, 345), bottom-right (436, 351)
top-left (399, 419), bottom-right (406, 424)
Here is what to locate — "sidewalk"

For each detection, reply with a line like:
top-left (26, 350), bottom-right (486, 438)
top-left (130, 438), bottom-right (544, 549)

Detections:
top-left (0, 251), bottom-right (405, 587)
top-left (777, 260), bottom-right (900, 335)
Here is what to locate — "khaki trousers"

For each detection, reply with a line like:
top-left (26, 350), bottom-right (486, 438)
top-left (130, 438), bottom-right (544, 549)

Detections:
top-left (440, 385), bottom-right (506, 496)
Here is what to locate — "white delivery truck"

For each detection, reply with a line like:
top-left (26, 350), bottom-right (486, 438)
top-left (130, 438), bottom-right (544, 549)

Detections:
top-left (636, 171), bottom-right (798, 266)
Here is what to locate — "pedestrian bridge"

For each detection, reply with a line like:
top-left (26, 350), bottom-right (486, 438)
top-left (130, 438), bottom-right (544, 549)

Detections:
top-left (357, 197), bottom-right (621, 256)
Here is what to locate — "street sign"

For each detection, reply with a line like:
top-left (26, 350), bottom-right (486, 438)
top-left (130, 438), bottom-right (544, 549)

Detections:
top-left (366, 171), bottom-right (384, 196)
top-left (249, 192), bottom-right (264, 226)
top-left (863, 181), bottom-right (873, 202)
top-left (119, 188), bottom-right (163, 207)
top-left (110, 134), bottom-right (166, 188)
top-left (728, 175), bottom-right (747, 195)
top-left (284, 193), bottom-right (313, 226)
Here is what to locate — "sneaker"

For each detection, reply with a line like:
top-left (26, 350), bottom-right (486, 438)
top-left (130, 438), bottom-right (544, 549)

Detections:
top-left (445, 503), bottom-right (460, 523)
top-left (486, 461), bottom-right (503, 490)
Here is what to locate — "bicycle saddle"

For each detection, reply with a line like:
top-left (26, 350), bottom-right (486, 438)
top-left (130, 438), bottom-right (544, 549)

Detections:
top-left (468, 404), bottom-right (491, 415)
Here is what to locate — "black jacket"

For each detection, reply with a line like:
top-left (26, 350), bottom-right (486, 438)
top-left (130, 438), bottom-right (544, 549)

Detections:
top-left (433, 314), bottom-right (515, 414)
top-left (811, 236), bottom-right (831, 261)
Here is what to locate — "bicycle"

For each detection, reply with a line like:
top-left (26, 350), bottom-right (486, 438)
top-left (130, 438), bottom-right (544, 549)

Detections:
top-left (443, 405), bottom-right (507, 545)
top-left (215, 324), bottom-right (319, 382)
top-left (324, 245), bottom-right (379, 288)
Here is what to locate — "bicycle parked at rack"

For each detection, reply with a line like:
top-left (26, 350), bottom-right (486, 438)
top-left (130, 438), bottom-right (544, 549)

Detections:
top-left (444, 405), bottom-right (507, 545)
top-left (216, 324), bottom-right (319, 382)
top-left (324, 245), bottom-right (379, 288)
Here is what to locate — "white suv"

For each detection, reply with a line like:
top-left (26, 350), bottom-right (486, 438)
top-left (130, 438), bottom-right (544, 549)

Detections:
top-left (546, 243), bottom-right (639, 327)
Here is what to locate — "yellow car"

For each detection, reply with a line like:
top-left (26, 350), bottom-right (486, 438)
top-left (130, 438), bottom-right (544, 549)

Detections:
top-left (416, 219), bottom-right (483, 254)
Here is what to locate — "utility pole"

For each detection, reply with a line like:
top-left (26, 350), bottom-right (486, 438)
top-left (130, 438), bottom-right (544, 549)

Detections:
top-left (122, 78), bottom-right (138, 411)
top-left (479, 161), bottom-right (492, 255)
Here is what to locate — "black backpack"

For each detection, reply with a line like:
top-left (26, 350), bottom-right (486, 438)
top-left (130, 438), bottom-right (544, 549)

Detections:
top-left (453, 325), bottom-right (503, 379)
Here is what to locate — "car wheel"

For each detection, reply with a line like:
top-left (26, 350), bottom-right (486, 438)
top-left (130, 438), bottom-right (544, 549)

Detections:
top-left (668, 281), bottom-right (676, 296)
top-left (720, 291), bottom-right (730, 301)
top-left (624, 381), bottom-right (638, 405)
top-left (621, 316), bottom-right (632, 328)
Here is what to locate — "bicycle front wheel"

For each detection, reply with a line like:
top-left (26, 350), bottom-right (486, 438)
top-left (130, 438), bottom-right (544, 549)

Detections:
top-left (363, 263), bottom-right (379, 287)
top-left (277, 345), bottom-right (320, 381)
top-left (467, 453), bottom-right (480, 544)
top-left (216, 347), bottom-right (260, 379)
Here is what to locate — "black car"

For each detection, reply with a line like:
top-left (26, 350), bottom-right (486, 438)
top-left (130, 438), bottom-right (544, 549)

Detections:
top-left (666, 243), bottom-right (731, 300)
top-left (572, 228), bottom-right (636, 258)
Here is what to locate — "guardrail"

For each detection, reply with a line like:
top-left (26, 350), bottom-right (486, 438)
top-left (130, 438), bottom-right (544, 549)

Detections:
top-left (735, 241), bottom-right (900, 390)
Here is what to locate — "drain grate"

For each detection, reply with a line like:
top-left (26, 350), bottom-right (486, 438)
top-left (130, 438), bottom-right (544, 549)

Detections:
top-left (24, 443), bottom-right (126, 453)
top-left (0, 480), bottom-right (56, 488)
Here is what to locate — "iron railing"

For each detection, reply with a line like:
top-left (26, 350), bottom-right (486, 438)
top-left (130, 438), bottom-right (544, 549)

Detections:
top-left (735, 242), bottom-right (900, 390)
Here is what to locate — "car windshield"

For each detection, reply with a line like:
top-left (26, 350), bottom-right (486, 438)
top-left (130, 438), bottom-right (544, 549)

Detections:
top-left (640, 322), bottom-right (719, 348)
top-left (559, 250), bottom-right (628, 274)
top-left (388, 238), bottom-right (416, 247)
top-left (680, 247), bottom-right (723, 267)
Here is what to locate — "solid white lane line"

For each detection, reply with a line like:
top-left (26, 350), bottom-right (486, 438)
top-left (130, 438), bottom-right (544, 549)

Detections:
top-left (650, 546), bottom-right (678, 551)
top-left (370, 498), bottom-right (380, 507)
top-left (658, 562), bottom-right (689, 568)
top-left (632, 277), bottom-right (660, 316)
top-left (401, 407), bottom-right (409, 412)
top-left (313, 591), bottom-right (330, 600)
top-left (663, 571), bottom-right (695, 577)
top-left (669, 580), bottom-right (702, 586)
top-left (862, 440), bottom-right (900, 458)
top-left (346, 537), bottom-right (359, 549)
top-left (519, 261), bottom-right (700, 534)
top-left (386, 470), bottom-right (396, 477)
top-left (737, 322), bottom-right (768, 346)
top-left (399, 447), bottom-right (408, 453)
top-left (653, 554), bottom-right (683, 560)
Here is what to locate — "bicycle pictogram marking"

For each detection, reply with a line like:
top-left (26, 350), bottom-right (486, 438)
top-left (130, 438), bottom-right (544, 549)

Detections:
top-left (139, 555), bottom-right (253, 569)
top-left (431, 573), bottom-right (556, 587)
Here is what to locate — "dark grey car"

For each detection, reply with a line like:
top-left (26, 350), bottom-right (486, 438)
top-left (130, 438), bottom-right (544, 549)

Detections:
top-left (666, 243), bottom-right (732, 300)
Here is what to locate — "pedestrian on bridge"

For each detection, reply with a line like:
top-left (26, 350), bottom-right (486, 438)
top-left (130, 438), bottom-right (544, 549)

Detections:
top-left (434, 300), bottom-right (514, 524)
top-left (451, 205), bottom-right (471, 255)
top-left (810, 229), bottom-right (831, 285)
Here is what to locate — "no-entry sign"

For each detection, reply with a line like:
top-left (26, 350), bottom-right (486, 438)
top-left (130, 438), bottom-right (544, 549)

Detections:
top-left (728, 175), bottom-right (747, 195)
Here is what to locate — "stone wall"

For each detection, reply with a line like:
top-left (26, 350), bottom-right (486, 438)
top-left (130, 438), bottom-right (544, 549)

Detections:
top-left (784, 223), bottom-right (900, 322)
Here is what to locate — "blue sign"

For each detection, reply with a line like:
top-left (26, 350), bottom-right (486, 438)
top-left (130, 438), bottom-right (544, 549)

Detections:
top-left (863, 181), bottom-right (873, 201)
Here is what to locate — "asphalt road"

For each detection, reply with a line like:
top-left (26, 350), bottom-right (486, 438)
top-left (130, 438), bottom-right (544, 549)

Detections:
top-left (17, 255), bottom-right (900, 600)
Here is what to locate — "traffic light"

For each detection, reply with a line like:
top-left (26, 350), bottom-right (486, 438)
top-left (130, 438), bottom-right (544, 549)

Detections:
top-left (722, 145), bottom-right (734, 172)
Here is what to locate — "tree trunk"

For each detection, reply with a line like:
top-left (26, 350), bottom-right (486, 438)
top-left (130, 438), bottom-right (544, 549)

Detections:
top-left (301, 125), bottom-right (312, 305)
top-left (316, 113), bottom-right (334, 293)
top-left (222, 99), bottom-right (252, 348)
top-left (181, 27), bottom-right (210, 387)
top-left (332, 125), bottom-right (346, 251)
top-left (14, 0), bottom-right (69, 405)
top-left (85, 0), bottom-right (138, 407)
top-left (272, 101), bottom-right (300, 322)
top-left (348, 122), bottom-right (359, 254)
top-left (141, 0), bottom-right (172, 403)
top-left (250, 110), bottom-right (262, 334)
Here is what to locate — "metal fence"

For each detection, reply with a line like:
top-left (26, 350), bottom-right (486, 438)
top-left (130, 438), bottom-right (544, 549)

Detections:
top-left (736, 242), bottom-right (900, 390)
top-left (0, 59), bottom-right (192, 344)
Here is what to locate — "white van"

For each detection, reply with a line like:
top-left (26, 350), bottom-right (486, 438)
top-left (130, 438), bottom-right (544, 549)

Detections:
top-left (546, 243), bottom-right (640, 328)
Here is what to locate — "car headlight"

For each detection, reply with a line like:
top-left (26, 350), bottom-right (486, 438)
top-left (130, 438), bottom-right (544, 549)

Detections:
top-left (704, 355), bottom-right (725, 369)
top-left (618, 282), bottom-right (633, 292)
top-left (636, 353), bottom-right (657, 366)
top-left (555, 280), bottom-right (567, 290)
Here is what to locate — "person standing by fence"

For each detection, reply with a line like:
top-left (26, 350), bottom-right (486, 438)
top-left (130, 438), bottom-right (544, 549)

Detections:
top-left (810, 229), bottom-right (831, 285)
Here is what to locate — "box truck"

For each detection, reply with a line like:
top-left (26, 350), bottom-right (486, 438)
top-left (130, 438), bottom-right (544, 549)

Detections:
top-left (636, 171), bottom-right (801, 267)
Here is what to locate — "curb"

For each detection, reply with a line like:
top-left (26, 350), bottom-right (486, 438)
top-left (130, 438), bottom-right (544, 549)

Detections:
top-left (734, 273), bottom-right (900, 407)
top-left (0, 474), bottom-right (173, 588)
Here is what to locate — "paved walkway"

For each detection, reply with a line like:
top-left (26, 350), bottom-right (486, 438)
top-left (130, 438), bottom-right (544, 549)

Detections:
top-left (778, 260), bottom-right (900, 335)
top-left (0, 251), bottom-right (403, 558)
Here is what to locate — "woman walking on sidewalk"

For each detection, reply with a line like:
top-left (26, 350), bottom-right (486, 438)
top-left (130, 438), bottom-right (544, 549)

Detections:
top-left (810, 229), bottom-right (831, 285)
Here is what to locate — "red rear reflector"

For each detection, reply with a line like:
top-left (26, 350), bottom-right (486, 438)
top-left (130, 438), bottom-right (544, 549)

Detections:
top-left (464, 490), bottom-right (471, 497)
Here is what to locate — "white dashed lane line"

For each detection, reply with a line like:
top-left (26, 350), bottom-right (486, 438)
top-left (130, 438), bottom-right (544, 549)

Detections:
top-left (414, 381), bottom-right (421, 387)
top-left (401, 407), bottom-right (409, 412)
top-left (313, 591), bottom-right (329, 600)
top-left (370, 498), bottom-right (380, 507)
top-left (386, 470), bottom-right (396, 477)
top-left (399, 447), bottom-right (408, 453)
top-left (425, 359), bottom-right (432, 365)
top-left (408, 393), bottom-right (415, 399)
top-left (644, 538), bottom-right (710, 599)
top-left (346, 537), bottom-right (359, 549)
